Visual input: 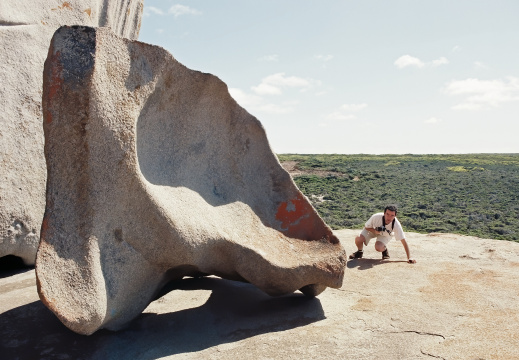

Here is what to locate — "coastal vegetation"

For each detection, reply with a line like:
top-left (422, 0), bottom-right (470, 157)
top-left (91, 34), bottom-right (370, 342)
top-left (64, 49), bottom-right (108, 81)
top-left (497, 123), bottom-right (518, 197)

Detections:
top-left (278, 154), bottom-right (519, 242)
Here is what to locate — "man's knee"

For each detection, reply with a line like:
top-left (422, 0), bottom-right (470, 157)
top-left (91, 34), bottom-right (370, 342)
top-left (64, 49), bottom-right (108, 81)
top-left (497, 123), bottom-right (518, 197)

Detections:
top-left (374, 241), bottom-right (386, 252)
top-left (355, 235), bottom-right (365, 246)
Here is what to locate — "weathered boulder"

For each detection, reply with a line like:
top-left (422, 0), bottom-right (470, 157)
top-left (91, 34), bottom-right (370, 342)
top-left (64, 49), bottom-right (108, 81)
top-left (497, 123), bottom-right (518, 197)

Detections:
top-left (35, 26), bottom-right (346, 335)
top-left (0, 0), bottom-right (143, 265)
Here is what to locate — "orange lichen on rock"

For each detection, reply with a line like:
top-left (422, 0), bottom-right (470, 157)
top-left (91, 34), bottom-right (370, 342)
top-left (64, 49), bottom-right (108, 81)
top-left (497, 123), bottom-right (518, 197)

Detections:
top-left (52, 2), bottom-right (72, 11)
top-left (276, 193), bottom-right (335, 242)
top-left (276, 194), bottom-right (313, 230)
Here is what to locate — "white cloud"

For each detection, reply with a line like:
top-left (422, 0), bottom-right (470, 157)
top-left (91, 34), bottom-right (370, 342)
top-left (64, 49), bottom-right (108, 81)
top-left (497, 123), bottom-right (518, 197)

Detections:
top-left (228, 88), bottom-right (262, 107)
top-left (258, 54), bottom-right (279, 62)
top-left (424, 117), bottom-right (441, 124)
top-left (452, 45), bottom-right (461, 53)
top-left (251, 83), bottom-right (282, 95)
top-left (232, 73), bottom-right (317, 115)
top-left (325, 103), bottom-right (367, 122)
top-left (315, 54), bottom-right (334, 62)
top-left (251, 73), bottom-right (313, 96)
top-left (395, 55), bottom-right (449, 69)
top-left (258, 103), bottom-right (294, 114)
top-left (432, 57), bottom-right (449, 67)
top-left (474, 61), bottom-right (488, 70)
top-left (143, 6), bottom-right (165, 16)
top-left (264, 73), bottom-right (311, 87)
top-left (341, 103), bottom-right (367, 112)
top-left (229, 88), bottom-right (295, 114)
top-left (444, 77), bottom-right (519, 110)
top-left (394, 55), bottom-right (425, 69)
top-left (144, 5), bottom-right (201, 18)
top-left (168, 4), bottom-right (201, 17)
top-left (451, 102), bottom-right (483, 111)
top-left (327, 112), bottom-right (356, 120)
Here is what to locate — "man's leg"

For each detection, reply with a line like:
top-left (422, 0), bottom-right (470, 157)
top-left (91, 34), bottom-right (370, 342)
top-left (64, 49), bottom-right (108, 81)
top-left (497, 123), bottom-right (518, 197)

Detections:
top-left (355, 234), bottom-right (366, 251)
top-left (350, 231), bottom-right (370, 259)
top-left (375, 240), bottom-right (390, 259)
top-left (374, 241), bottom-right (386, 252)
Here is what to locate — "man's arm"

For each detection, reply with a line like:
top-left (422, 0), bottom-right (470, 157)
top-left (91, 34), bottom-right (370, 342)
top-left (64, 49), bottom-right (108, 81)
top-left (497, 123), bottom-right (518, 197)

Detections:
top-left (400, 239), bottom-right (416, 264)
top-left (364, 213), bottom-right (384, 235)
top-left (365, 227), bottom-right (382, 235)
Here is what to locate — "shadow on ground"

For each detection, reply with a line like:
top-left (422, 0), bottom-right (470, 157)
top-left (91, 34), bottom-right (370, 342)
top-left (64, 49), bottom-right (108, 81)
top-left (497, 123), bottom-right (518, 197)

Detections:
top-left (347, 258), bottom-right (408, 270)
top-left (0, 276), bottom-right (325, 360)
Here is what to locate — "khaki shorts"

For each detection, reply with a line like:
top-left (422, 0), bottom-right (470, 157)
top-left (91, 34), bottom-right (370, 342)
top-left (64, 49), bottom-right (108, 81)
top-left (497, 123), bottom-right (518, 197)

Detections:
top-left (360, 229), bottom-right (392, 246)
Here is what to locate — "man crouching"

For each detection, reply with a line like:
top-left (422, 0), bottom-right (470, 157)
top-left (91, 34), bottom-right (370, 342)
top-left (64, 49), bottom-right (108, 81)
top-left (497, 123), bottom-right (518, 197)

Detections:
top-left (349, 205), bottom-right (416, 264)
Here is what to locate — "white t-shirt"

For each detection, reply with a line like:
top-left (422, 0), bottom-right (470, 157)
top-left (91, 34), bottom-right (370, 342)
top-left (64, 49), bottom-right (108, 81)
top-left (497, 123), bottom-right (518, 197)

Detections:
top-left (365, 212), bottom-right (405, 241)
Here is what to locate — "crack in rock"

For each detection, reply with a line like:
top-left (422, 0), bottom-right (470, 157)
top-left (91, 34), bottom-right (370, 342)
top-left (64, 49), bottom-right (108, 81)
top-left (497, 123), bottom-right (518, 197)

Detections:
top-left (391, 330), bottom-right (446, 339)
top-left (336, 288), bottom-right (372, 297)
top-left (421, 350), bottom-right (446, 359)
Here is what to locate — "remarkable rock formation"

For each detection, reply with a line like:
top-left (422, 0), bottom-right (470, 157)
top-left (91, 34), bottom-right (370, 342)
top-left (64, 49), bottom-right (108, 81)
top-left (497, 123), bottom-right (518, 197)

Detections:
top-left (0, 0), bottom-right (143, 265)
top-left (35, 26), bottom-right (346, 335)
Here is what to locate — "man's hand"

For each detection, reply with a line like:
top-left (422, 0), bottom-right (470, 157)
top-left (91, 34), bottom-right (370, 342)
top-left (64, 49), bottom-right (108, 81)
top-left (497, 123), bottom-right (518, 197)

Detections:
top-left (367, 228), bottom-right (380, 235)
top-left (407, 258), bottom-right (416, 264)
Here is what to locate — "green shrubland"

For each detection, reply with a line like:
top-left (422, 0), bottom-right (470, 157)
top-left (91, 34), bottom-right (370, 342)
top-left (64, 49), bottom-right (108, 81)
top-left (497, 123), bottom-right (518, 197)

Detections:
top-left (278, 154), bottom-right (519, 242)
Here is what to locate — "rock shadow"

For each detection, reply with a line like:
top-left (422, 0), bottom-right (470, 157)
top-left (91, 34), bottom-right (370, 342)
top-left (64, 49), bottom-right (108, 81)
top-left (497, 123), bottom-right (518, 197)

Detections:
top-left (0, 277), bottom-right (325, 360)
top-left (347, 258), bottom-right (408, 270)
top-left (0, 255), bottom-right (33, 279)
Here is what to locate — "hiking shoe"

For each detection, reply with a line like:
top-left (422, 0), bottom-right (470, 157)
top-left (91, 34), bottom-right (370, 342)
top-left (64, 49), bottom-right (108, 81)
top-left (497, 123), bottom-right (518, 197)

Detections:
top-left (349, 250), bottom-right (363, 259)
top-left (382, 248), bottom-right (390, 260)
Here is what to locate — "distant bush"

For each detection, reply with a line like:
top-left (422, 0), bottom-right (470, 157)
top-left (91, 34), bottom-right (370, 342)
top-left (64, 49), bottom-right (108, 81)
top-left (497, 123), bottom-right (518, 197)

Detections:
top-left (278, 154), bottom-right (519, 242)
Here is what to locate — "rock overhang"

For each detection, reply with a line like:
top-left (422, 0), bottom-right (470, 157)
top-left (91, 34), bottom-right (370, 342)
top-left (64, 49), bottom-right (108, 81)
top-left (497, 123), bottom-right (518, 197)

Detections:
top-left (36, 25), bottom-right (346, 335)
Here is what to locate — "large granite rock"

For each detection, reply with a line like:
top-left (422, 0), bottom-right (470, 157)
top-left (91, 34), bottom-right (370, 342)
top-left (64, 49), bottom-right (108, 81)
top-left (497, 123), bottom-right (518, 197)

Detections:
top-left (0, 0), bottom-right (143, 265)
top-left (35, 26), bottom-right (346, 335)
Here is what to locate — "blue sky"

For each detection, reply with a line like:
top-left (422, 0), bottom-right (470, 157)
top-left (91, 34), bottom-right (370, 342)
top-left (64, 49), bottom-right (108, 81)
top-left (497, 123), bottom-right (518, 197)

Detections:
top-left (139, 1), bottom-right (519, 154)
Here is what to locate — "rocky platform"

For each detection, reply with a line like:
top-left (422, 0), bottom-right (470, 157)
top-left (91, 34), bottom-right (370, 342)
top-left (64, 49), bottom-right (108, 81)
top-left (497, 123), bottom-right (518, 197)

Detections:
top-left (1, 230), bottom-right (518, 359)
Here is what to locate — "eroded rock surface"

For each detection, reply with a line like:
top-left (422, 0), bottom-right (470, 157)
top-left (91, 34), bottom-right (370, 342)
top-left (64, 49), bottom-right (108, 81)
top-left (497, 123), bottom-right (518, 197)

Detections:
top-left (0, 0), bottom-right (143, 265)
top-left (35, 26), bottom-right (346, 335)
top-left (2, 231), bottom-right (519, 358)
